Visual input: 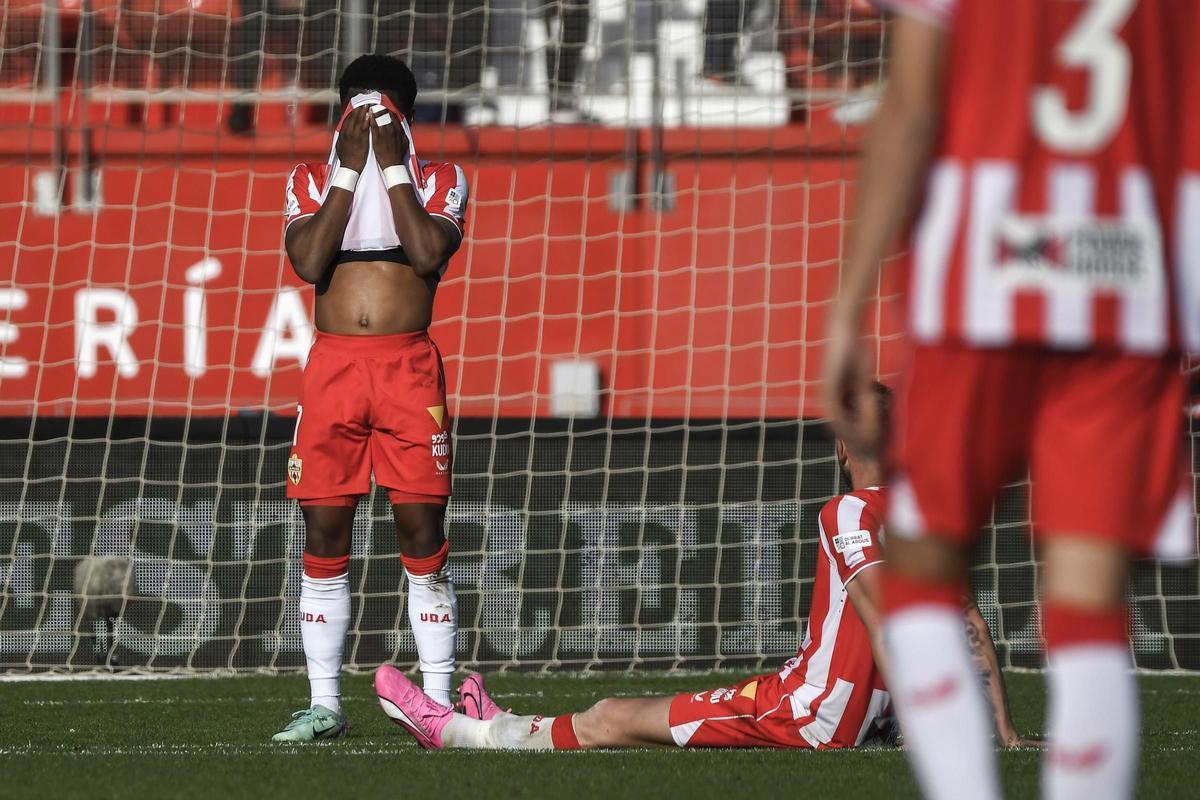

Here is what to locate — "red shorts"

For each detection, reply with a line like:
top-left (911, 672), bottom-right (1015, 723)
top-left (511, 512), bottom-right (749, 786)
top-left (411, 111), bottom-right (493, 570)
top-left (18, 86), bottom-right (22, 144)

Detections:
top-left (889, 344), bottom-right (1193, 559)
top-left (668, 674), bottom-right (810, 749)
top-left (286, 331), bottom-right (452, 506)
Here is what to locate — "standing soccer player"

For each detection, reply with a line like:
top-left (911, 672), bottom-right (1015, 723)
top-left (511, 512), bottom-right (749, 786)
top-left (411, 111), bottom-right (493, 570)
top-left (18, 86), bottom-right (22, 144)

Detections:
top-left (272, 55), bottom-right (470, 741)
top-left (826, 2), bottom-right (1197, 798)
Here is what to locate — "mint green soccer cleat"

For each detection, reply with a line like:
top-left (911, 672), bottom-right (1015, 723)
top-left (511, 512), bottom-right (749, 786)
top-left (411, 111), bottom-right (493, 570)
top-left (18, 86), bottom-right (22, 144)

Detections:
top-left (271, 705), bottom-right (349, 742)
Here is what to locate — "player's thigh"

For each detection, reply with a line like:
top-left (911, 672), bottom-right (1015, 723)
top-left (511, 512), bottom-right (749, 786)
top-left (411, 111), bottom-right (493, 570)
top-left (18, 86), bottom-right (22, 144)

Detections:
top-left (574, 696), bottom-right (674, 748)
top-left (1031, 353), bottom-right (1192, 561)
top-left (667, 675), bottom-right (798, 749)
top-left (369, 339), bottom-right (452, 501)
top-left (889, 344), bottom-right (1035, 546)
top-left (288, 345), bottom-right (372, 500)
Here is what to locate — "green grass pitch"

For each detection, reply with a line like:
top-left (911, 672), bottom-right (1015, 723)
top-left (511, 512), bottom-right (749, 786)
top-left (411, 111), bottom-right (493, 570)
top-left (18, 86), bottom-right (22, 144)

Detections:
top-left (3, 671), bottom-right (1198, 799)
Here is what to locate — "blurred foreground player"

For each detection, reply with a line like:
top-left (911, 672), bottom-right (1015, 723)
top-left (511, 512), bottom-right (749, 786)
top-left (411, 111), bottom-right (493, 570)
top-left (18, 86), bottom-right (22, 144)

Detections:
top-left (825, 2), bottom-right (1198, 798)
top-left (273, 55), bottom-right (470, 741)
top-left (373, 387), bottom-right (1031, 752)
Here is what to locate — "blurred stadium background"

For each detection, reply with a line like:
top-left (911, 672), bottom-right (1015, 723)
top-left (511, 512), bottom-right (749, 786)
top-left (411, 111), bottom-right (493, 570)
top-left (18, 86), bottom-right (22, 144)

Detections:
top-left (0, 0), bottom-right (1196, 677)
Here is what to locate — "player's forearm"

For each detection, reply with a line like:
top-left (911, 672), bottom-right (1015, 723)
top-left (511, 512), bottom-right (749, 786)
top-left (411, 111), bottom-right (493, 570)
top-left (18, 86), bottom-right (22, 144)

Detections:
top-left (963, 604), bottom-right (1020, 744)
top-left (286, 189), bottom-right (354, 283)
top-left (386, 188), bottom-right (452, 276)
top-left (836, 92), bottom-right (938, 328)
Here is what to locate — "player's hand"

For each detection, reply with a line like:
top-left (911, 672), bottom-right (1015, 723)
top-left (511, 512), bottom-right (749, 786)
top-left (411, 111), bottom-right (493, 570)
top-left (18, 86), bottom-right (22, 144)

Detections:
top-left (336, 107), bottom-right (371, 172)
top-left (370, 110), bottom-right (409, 171)
top-left (822, 312), bottom-right (883, 457)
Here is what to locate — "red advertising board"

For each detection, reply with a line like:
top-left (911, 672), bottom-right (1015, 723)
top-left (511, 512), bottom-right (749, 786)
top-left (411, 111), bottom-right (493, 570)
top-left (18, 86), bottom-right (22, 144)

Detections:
top-left (0, 124), bottom-right (904, 418)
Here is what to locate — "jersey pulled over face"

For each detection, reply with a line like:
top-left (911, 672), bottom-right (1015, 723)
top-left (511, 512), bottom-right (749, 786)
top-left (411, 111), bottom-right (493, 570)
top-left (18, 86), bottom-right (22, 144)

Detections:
top-left (285, 159), bottom-right (470, 262)
top-left (881, 0), bottom-right (1199, 355)
top-left (777, 487), bottom-right (890, 748)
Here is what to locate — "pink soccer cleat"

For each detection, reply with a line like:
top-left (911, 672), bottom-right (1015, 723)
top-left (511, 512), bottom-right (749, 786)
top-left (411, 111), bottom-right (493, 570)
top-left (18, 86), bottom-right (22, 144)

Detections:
top-left (374, 664), bottom-right (453, 749)
top-left (458, 672), bottom-right (507, 721)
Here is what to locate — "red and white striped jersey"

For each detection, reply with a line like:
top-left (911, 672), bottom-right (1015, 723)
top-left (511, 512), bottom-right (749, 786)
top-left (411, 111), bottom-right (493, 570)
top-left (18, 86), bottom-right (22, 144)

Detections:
top-left (777, 487), bottom-right (890, 748)
top-left (284, 159), bottom-right (469, 238)
top-left (880, 0), bottom-right (1200, 355)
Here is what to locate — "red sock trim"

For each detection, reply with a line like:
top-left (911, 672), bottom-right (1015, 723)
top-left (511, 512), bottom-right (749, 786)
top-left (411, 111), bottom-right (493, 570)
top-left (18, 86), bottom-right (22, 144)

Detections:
top-left (1042, 603), bottom-right (1128, 650)
top-left (303, 552), bottom-right (349, 579)
top-left (551, 714), bottom-right (581, 750)
top-left (401, 541), bottom-right (449, 576)
top-left (882, 567), bottom-right (966, 616)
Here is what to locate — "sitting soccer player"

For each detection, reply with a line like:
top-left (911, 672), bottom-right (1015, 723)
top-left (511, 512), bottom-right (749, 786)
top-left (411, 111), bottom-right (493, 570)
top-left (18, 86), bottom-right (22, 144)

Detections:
top-left (374, 385), bottom-right (1032, 751)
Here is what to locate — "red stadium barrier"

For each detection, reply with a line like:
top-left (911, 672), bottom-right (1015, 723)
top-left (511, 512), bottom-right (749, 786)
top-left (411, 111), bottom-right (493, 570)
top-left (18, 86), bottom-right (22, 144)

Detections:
top-left (0, 126), bottom-right (905, 418)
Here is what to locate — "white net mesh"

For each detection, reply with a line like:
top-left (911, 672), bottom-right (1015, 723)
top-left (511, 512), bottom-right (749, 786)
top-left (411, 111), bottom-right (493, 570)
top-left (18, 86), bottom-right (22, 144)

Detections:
top-left (0, 1), bottom-right (1195, 673)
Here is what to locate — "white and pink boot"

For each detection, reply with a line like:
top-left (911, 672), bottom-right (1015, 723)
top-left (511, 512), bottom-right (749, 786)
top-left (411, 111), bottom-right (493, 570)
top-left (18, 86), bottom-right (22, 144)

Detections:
top-left (374, 664), bottom-right (453, 749)
top-left (457, 672), bottom-right (507, 721)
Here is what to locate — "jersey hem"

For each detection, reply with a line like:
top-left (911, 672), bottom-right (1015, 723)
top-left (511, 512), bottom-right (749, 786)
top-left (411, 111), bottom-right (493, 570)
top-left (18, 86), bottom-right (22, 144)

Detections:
top-left (428, 211), bottom-right (465, 237)
top-left (844, 558), bottom-right (885, 585)
top-left (285, 212), bottom-right (316, 230)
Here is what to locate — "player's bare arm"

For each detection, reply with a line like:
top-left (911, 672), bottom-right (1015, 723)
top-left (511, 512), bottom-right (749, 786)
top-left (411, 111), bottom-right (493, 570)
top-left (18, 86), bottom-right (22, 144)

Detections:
top-left (844, 562), bottom-right (1034, 748)
top-left (823, 13), bottom-right (945, 455)
top-left (962, 603), bottom-right (1039, 749)
top-left (843, 562), bottom-right (889, 687)
top-left (284, 107), bottom-right (370, 284)
top-left (369, 113), bottom-right (461, 275)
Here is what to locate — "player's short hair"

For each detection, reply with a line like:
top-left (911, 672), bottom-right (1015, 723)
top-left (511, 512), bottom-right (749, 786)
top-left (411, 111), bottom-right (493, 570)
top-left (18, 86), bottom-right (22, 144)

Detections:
top-left (338, 55), bottom-right (418, 112)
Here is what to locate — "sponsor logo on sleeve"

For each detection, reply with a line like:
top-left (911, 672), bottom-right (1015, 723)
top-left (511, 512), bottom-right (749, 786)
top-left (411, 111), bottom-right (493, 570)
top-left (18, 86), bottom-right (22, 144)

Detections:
top-left (444, 187), bottom-right (463, 212)
top-left (832, 530), bottom-right (872, 553)
top-left (833, 529), bottom-right (872, 568)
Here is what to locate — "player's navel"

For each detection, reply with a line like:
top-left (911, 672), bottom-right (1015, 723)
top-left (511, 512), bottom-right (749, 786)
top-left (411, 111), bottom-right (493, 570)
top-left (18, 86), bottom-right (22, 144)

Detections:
top-left (359, 315), bottom-right (370, 328)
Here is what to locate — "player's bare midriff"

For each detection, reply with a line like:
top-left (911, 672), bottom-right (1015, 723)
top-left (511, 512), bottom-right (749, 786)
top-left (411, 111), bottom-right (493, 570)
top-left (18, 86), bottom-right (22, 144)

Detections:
top-left (314, 259), bottom-right (436, 334)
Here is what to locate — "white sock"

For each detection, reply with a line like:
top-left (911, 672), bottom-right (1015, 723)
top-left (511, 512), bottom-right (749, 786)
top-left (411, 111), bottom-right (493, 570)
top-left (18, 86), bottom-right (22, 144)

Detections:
top-left (406, 565), bottom-right (458, 707)
top-left (1043, 644), bottom-right (1138, 800)
top-left (442, 712), bottom-right (564, 750)
top-left (300, 571), bottom-right (351, 716)
top-left (886, 605), bottom-right (1001, 800)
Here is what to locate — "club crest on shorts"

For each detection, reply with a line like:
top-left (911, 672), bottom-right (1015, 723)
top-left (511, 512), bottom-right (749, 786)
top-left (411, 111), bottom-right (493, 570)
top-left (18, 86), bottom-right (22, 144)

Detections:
top-left (287, 453), bottom-right (303, 485)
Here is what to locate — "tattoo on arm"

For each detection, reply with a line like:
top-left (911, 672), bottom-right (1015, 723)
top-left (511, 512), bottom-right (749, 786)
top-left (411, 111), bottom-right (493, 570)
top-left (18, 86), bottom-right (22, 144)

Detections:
top-left (965, 616), bottom-right (992, 690)
top-left (964, 609), bottom-right (1020, 742)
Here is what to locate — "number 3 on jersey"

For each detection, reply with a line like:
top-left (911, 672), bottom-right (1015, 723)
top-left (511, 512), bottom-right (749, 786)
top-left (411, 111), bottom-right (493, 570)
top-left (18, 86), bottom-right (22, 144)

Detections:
top-left (1032, 0), bottom-right (1135, 153)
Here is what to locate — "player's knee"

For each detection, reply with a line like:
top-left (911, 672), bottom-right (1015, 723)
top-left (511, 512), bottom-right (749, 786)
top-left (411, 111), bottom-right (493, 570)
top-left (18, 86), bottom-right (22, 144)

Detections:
top-left (392, 504), bottom-right (446, 556)
top-left (1041, 535), bottom-right (1128, 611)
top-left (574, 698), bottom-right (620, 747)
top-left (301, 506), bottom-right (354, 554)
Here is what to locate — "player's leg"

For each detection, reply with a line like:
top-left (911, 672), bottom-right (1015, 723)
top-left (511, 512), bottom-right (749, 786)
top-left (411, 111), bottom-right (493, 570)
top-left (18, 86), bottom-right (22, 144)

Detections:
top-left (1039, 536), bottom-right (1134, 800)
top-left (391, 500), bottom-right (457, 708)
top-left (370, 334), bottom-right (459, 707)
top-left (272, 500), bottom-right (360, 742)
top-left (444, 695), bottom-right (674, 750)
top-left (375, 663), bottom-right (672, 750)
top-left (299, 502), bottom-right (356, 712)
top-left (1032, 353), bottom-right (1191, 800)
top-left (883, 345), bottom-right (1034, 800)
top-left (277, 334), bottom-right (372, 741)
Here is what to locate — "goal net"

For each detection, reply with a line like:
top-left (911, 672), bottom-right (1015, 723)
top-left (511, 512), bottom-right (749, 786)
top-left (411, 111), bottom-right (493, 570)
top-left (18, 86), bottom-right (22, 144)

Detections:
top-left (0, 1), bottom-right (1195, 674)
